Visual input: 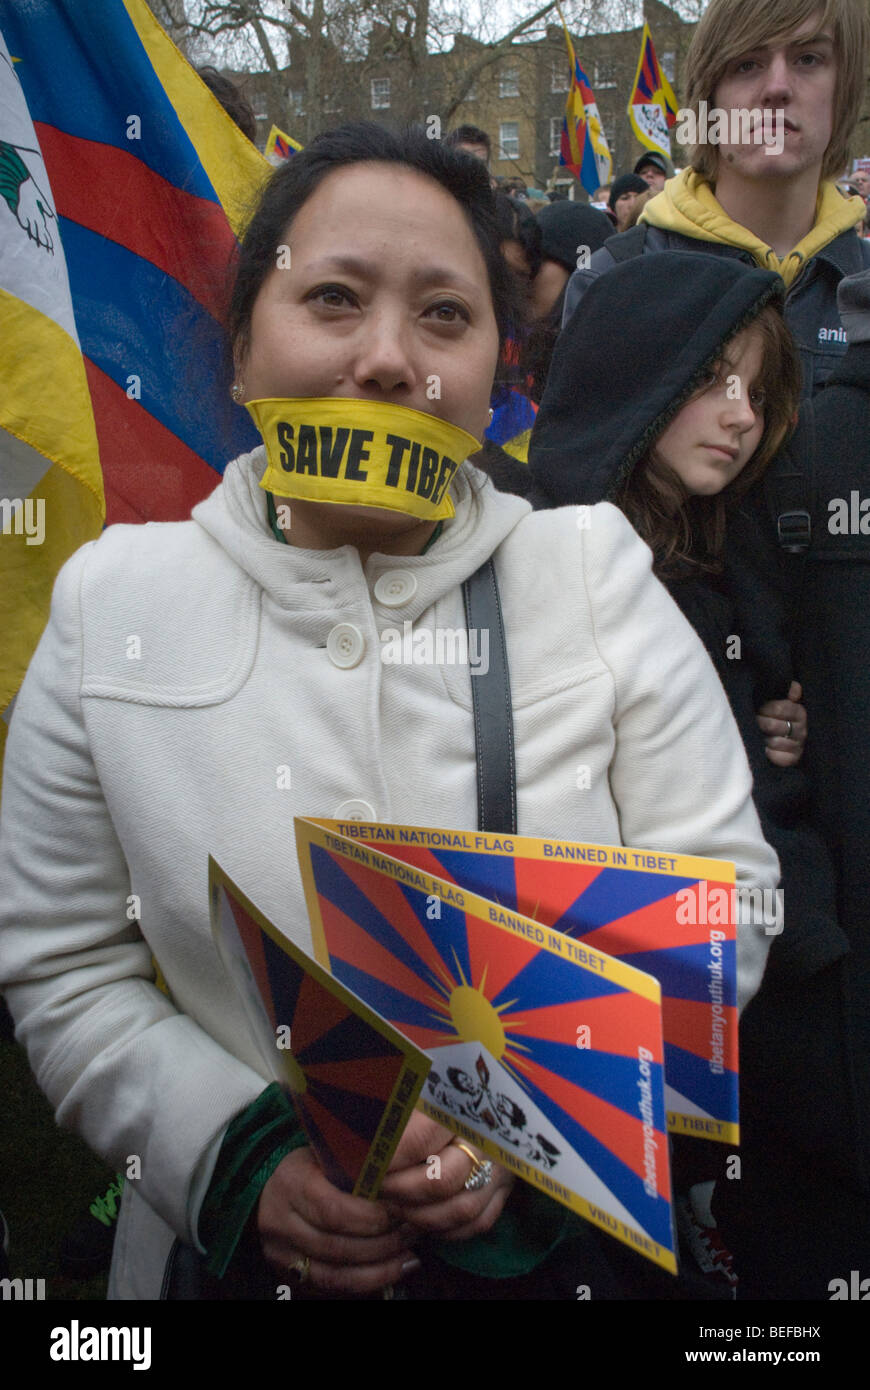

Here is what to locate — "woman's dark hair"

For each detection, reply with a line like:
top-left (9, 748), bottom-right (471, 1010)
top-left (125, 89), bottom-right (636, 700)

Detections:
top-left (227, 122), bottom-right (518, 362)
top-left (615, 301), bottom-right (802, 576)
top-left (493, 191), bottom-right (543, 280)
top-left (196, 66), bottom-right (258, 143)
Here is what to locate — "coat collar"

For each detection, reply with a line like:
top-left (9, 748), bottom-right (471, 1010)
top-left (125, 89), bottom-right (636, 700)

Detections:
top-left (192, 447), bottom-right (532, 621)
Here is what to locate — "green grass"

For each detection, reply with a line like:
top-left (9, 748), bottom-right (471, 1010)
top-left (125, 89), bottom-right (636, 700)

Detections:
top-left (1, 1039), bottom-right (114, 1300)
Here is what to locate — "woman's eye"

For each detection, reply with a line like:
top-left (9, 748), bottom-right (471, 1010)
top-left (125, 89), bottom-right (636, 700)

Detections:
top-left (309, 284), bottom-right (355, 309)
top-left (750, 388), bottom-right (766, 410)
top-left (734, 58), bottom-right (758, 74)
top-left (426, 301), bottom-right (469, 324)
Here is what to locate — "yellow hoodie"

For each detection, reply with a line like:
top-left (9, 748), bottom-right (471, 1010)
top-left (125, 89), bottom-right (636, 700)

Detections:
top-left (640, 169), bottom-right (865, 288)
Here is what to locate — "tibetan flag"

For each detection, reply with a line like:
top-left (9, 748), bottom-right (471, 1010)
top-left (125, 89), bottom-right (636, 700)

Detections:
top-left (0, 0), bottom-right (269, 528)
top-left (315, 822), bottom-right (740, 1144)
top-left (627, 21), bottom-right (679, 159)
top-left (297, 818), bottom-right (676, 1272)
top-left (558, 25), bottom-right (612, 198)
top-left (265, 123), bottom-right (302, 165)
top-left (0, 31), bottom-right (104, 786)
top-left (210, 858), bottom-right (429, 1199)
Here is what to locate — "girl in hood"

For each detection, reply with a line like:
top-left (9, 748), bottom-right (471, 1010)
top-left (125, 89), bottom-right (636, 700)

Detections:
top-left (524, 253), bottom-right (844, 1294)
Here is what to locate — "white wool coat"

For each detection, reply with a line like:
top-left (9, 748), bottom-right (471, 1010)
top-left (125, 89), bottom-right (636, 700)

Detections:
top-left (0, 451), bottom-right (778, 1299)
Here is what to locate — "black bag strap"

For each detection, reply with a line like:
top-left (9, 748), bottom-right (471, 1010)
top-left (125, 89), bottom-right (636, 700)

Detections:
top-left (763, 401), bottom-right (815, 658)
top-left (765, 399), bottom-right (814, 555)
top-left (461, 556), bottom-right (517, 835)
top-left (606, 223), bottom-right (648, 264)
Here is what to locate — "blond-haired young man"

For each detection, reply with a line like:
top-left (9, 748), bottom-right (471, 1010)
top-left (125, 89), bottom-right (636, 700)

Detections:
top-left (563, 0), bottom-right (870, 395)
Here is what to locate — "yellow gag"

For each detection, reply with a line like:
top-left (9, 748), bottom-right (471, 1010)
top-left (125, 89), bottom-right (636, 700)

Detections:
top-left (247, 398), bottom-right (482, 521)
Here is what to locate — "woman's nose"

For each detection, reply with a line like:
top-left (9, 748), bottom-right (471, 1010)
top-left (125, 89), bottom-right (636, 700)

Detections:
top-left (351, 310), bottom-right (417, 395)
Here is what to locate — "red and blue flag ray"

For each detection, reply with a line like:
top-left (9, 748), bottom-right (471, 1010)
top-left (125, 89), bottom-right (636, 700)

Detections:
top-left (309, 842), bottom-right (673, 1252)
top-left (0, 0), bottom-right (267, 525)
top-left (222, 884), bottom-right (414, 1194)
top-left (359, 836), bottom-right (737, 1130)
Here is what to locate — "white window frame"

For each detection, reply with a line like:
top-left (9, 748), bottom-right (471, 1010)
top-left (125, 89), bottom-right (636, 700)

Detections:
top-left (498, 121), bottom-right (520, 160)
top-left (594, 59), bottom-right (617, 89)
top-left (371, 77), bottom-right (391, 109)
top-left (549, 116), bottom-right (563, 157)
top-left (551, 60), bottom-right (569, 94)
top-left (499, 67), bottom-right (519, 98)
top-left (661, 50), bottom-right (676, 82)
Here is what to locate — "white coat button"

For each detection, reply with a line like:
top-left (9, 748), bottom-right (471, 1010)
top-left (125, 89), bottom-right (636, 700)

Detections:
top-left (334, 799), bottom-right (377, 822)
top-left (326, 623), bottom-right (365, 668)
top-left (374, 570), bottom-right (418, 607)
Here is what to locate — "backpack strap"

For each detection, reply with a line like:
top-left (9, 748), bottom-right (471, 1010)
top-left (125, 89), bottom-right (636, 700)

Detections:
top-left (461, 557), bottom-right (517, 835)
top-left (763, 402), bottom-right (815, 656)
top-left (765, 401), bottom-right (814, 554)
top-left (605, 223), bottom-right (648, 264)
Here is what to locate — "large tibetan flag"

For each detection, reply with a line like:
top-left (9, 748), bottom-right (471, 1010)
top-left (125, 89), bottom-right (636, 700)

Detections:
top-left (0, 0), bottom-right (269, 528)
top-left (557, 24), bottom-right (612, 197)
top-left (265, 123), bottom-right (302, 165)
top-left (627, 21), bottom-right (679, 160)
top-left (0, 31), bottom-right (104, 783)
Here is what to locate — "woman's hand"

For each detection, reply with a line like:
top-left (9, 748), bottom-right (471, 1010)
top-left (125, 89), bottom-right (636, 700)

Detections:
top-left (756, 681), bottom-right (807, 767)
top-left (256, 1147), bottom-right (419, 1295)
top-left (379, 1111), bottom-right (515, 1241)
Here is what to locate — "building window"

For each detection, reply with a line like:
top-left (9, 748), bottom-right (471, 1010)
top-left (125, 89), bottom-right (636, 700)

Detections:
top-left (602, 122), bottom-right (616, 153)
top-left (661, 50), bottom-right (676, 82)
top-left (549, 116), bottom-right (563, 157)
top-left (371, 78), bottom-right (390, 109)
top-left (499, 121), bottom-right (520, 160)
top-left (499, 67), bottom-right (519, 98)
top-left (551, 60), bottom-right (569, 93)
top-left (288, 89), bottom-right (305, 117)
top-left (594, 59), bottom-right (617, 88)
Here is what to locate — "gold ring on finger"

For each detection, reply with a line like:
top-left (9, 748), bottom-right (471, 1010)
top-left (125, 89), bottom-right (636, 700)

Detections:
top-left (451, 1138), bottom-right (494, 1191)
top-left (288, 1254), bottom-right (311, 1284)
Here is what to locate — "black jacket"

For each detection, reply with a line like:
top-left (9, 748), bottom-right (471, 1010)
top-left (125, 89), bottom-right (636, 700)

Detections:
top-left (563, 223), bottom-right (870, 398)
top-left (487, 251), bottom-right (870, 1293)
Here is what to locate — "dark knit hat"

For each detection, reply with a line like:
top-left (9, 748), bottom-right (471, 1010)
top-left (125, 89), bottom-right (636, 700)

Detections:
top-left (535, 201), bottom-right (614, 270)
top-left (634, 151), bottom-right (670, 179)
top-left (608, 173), bottom-right (648, 209)
top-left (528, 252), bottom-right (785, 508)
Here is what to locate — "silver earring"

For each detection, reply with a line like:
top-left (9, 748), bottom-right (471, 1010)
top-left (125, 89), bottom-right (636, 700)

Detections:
top-left (488, 408), bottom-right (494, 423)
top-left (231, 382), bottom-right (244, 402)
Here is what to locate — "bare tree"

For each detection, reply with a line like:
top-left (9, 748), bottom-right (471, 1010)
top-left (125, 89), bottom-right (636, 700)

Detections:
top-left (177, 0), bottom-right (654, 140)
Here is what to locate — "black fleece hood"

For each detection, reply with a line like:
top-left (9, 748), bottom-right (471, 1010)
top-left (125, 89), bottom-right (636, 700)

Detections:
top-left (527, 253), bottom-right (785, 507)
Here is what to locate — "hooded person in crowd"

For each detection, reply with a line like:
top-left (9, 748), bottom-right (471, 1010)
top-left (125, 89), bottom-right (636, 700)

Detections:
top-left (712, 266), bottom-right (870, 1298)
top-left (563, 0), bottom-right (870, 397)
top-left (501, 250), bottom-right (848, 1296)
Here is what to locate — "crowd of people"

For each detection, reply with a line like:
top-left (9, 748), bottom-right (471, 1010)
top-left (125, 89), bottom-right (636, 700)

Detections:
top-left (1, 0), bottom-right (869, 1304)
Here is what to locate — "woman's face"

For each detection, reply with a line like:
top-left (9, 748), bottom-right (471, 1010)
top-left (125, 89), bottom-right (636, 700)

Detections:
top-left (240, 162), bottom-right (500, 444)
top-left (654, 326), bottom-right (766, 497)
